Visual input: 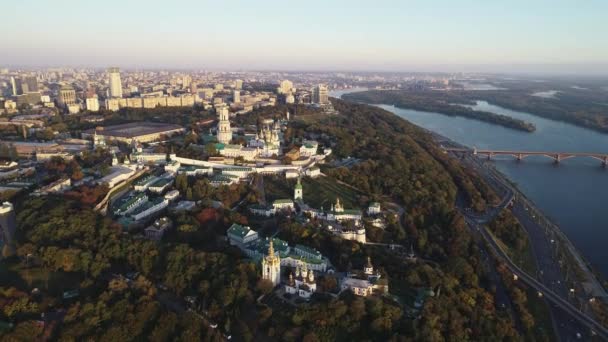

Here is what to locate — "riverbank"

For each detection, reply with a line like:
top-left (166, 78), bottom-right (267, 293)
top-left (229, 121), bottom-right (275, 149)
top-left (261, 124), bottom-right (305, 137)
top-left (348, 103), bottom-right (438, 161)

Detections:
top-left (429, 127), bottom-right (607, 298)
top-left (343, 90), bottom-right (536, 132)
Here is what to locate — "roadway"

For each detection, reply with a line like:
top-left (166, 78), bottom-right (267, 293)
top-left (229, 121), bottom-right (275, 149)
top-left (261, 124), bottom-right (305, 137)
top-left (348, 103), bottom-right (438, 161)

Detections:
top-left (450, 149), bottom-right (607, 341)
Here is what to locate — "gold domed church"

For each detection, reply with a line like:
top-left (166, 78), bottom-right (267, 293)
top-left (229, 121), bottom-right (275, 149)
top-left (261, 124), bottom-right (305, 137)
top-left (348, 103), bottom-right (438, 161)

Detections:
top-left (262, 240), bottom-right (281, 286)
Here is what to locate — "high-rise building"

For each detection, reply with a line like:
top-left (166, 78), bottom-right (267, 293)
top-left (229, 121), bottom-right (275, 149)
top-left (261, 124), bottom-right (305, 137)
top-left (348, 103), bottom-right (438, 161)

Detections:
top-left (262, 240), bottom-right (281, 287)
top-left (235, 79), bottom-right (243, 90)
top-left (86, 95), bottom-right (100, 112)
top-left (312, 84), bottom-right (329, 105)
top-left (277, 80), bottom-right (294, 95)
top-left (190, 82), bottom-right (198, 95)
top-left (58, 85), bottom-right (76, 106)
top-left (216, 105), bottom-right (232, 144)
top-left (182, 75), bottom-right (192, 89)
top-left (10, 77), bottom-right (22, 96)
top-left (0, 202), bottom-right (16, 257)
top-left (22, 76), bottom-right (38, 93)
top-left (108, 67), bottom-right (123, 98)
top-left (233, 90), bottom-right (240, 103)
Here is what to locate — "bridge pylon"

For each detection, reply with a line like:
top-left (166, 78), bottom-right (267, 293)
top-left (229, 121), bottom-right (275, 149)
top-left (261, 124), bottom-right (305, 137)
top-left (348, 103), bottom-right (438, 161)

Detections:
top-left (554, 154), bottom-right (561, 164)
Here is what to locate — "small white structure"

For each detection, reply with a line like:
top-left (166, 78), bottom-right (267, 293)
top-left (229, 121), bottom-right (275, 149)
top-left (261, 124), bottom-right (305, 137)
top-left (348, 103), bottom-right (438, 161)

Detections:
top-left (164, 189), bottom-right (180, 201)
top-left (305, 166), bottom-right (320, 178)
top-left (285, 264), bottom-right (317, 299)
top-left (367, 202), bottom-right (381, 215)
top-left (285, 169), bottom-right (299, 179)
top-left (294, 178), bottom-right (303, 201)
top-left (144, 217), bottom-right (172, 241)
top-left (341, 278), bottom-right (374, 297)
top-left (273, 199), bottom-right (294, 211)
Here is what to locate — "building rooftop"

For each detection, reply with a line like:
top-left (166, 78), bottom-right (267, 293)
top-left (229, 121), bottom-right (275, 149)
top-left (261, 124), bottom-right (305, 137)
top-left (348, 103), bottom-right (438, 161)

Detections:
top-left (227, 223), bottom-right (255, 238)
top-left (85, 122), bottom-right (184, 139)
top-left (294, 244), bottom-right (322, 258)
top-left (115, 192), bottom-right (147, 211)
top-left (150, 178), bottom-right (172, 188)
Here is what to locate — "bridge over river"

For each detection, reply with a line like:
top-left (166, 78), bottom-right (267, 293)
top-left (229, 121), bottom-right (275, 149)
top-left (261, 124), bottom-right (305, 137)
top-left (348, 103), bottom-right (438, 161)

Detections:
top-left (445, 147), bottom-right (608, 165)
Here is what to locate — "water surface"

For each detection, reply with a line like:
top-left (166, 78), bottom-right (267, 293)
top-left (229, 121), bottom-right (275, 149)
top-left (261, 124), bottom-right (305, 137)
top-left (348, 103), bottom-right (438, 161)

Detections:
top-left (333, 90), bottom-right (608, 277)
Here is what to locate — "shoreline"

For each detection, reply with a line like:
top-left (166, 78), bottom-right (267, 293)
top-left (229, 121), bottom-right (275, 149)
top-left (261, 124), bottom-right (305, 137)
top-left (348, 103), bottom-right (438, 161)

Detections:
top-left (427, 128), bottom-right (608, 299)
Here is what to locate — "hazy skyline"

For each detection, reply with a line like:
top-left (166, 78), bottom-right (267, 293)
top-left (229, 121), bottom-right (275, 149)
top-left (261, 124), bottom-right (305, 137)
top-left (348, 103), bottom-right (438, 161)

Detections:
top-left (2, 0), bottom-right (608, 74)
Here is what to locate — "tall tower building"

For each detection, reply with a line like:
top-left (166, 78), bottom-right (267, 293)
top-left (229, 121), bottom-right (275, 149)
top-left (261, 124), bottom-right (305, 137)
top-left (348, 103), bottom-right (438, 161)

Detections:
top-left (10, 77), bottom-right (23, 96)
top-left (312, 84), bottom-right (329, 105)
top-left (190, 82), bottom-right (198, 95)
top-left (262, 240), bottom-right (281, 287)
top-left (0, 202), bottom-right (17, 257)
top-left (233, 90), bottom-right (240, 103)
top-left (108, 67), bottom-right (123, 98)
top-left (235, 79), bottom-right (243, 90)
top-left (294, 178), bottom-right (303, 201)
top-left (182, 75), bottom-right (192, 89)
top-left (216, 105), bottom-right (232, 144)
top-left (23, 76), bottom-right (38, 93)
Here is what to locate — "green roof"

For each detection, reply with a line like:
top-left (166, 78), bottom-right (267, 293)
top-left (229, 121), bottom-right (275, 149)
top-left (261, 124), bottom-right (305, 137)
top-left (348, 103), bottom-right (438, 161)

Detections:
top-left (215, 143), bottom-right (225, 150)
top-left (116, 192), bottom-right (147, 211)
top-left (134, 174), bottom-right (156, 186)
top-left (150, 178), bottom-right (172, 188)
top-left (294, 244), bottom-right (322, 258)
top-left (259, 237), bottom-right (289, 254)
top-left (286, 253), bottom-right (323, 264)
top-left (227, 223), bottom-right (253, 238)
top-left (211, 175), bottom-right (237, 183)
top-left (179, 165), bottom-right (209, 171)
top-left (130, 197), bottom-right (165, 216)
top-left (295, 182), bottom-right (302, 190)
top-left (222, 167), bottom-right (253, 172)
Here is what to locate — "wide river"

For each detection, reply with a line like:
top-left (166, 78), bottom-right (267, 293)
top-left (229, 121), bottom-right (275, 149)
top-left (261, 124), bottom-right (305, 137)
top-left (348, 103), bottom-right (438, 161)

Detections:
top-left (332, 89), bottom-right (608, 278)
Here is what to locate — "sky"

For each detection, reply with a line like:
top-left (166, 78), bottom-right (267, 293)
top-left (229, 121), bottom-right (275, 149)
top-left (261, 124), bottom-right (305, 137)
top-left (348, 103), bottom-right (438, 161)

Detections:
top-left (1, 0), bottom-right (608, 74)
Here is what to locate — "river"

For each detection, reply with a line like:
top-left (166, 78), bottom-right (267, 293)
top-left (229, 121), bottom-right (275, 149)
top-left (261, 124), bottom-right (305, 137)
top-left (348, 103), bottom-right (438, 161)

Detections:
top-left (331, 89), bottom-right (608, 278)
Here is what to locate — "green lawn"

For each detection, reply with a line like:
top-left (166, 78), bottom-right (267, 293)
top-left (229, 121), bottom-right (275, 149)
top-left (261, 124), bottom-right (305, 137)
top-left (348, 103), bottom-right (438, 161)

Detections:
top-left (263, 175), bottom-right (362, 211)
top-left (301, 177), bottom-right (360, 210)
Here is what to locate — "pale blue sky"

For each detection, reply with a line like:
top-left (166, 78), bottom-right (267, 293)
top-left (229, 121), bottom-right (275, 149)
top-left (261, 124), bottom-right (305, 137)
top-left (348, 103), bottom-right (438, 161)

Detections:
top-left (1, 0), bottom-right (607, 73)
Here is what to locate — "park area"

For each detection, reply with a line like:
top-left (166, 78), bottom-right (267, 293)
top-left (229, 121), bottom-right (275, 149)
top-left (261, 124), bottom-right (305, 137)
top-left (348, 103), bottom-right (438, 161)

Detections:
top-left (264, 174), bottom-right (363, 210)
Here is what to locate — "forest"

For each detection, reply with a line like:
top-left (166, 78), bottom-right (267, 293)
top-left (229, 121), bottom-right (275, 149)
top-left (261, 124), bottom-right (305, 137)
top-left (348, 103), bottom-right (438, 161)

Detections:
top-left (0, 99), bottom-right (550, 340)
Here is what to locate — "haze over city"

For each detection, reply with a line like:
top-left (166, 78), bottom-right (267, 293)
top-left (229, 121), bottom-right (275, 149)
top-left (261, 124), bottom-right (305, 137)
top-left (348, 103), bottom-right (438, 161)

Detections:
top-left (2, 0), bottom-right (608, 74)
top-left (2, 1), bottom-right (608, 341)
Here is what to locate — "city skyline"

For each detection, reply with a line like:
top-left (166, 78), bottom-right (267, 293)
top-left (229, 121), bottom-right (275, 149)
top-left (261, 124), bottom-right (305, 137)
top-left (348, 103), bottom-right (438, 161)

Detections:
top-left (1, 0), bottom-right (608, 75)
